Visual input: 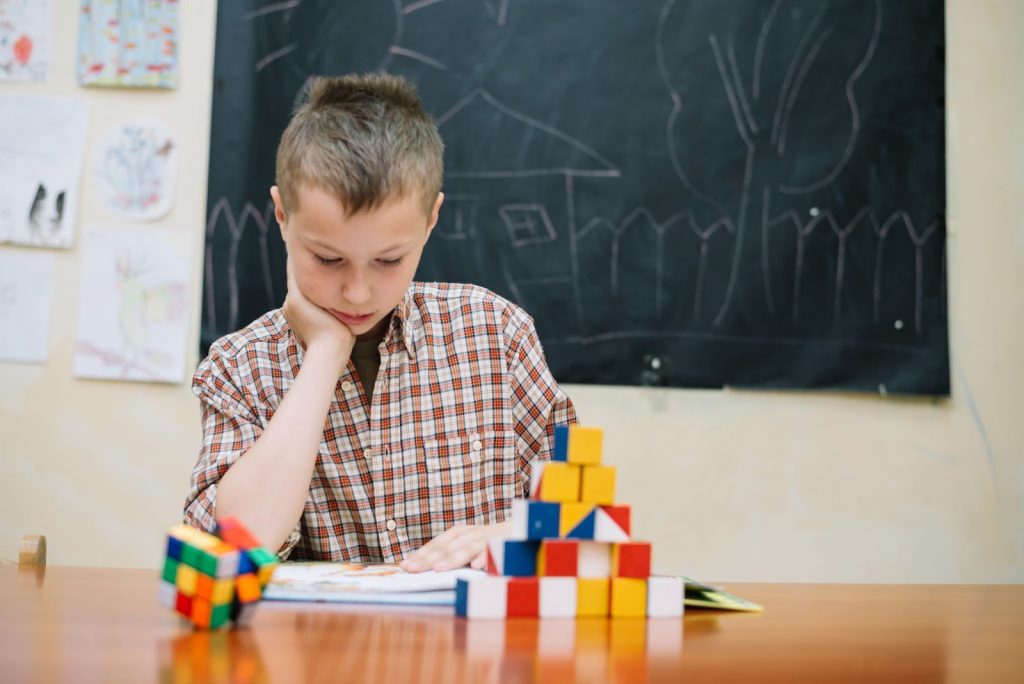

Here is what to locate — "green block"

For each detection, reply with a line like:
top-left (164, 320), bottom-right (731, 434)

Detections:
top-left (180, 543), bottom-right (200, 569)
top-left (196, 549), bottom-right (217, 577)
top-left (248, 547), bottom-right (277, 567)
top-left (162, 557), bottom-right (178, 584)
top-left (210, 603), bottom-right (232, 629)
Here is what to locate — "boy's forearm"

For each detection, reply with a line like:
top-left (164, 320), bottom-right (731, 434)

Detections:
top-left (215, 341), bottom-right (347, 553)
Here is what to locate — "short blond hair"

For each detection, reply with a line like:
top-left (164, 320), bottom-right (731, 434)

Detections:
top-left (275, 73), bottom-right (443, 216)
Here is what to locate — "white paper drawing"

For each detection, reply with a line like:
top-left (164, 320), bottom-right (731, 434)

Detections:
top-left (75, 225), bottom-right (191, 383)
top-left (0, 0), bottom-right (51, 82)
top-left (0, 94), bottom-right (89, 249)
top-left (95, 118), bottom-right (177, 221)
top-left (0, 248), bottom-right (55, 363)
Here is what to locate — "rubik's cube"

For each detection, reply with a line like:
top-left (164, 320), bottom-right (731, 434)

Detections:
top-left (456, 425), bottom-right (684, 619)
top-left (158, 518), bottom-right (278, 629)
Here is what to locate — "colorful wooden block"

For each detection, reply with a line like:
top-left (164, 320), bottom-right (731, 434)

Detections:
top-left (456, 577), bottom-right (508, 618)
top-left (612, 542), bottom-right (652, 579)
top-left (215, 518), bottom-right (260, 550)
top-left (595, 505), bottom-right (631, 541)
top-left (566, 426), bottom-right (603, 465)
top-left (577, 541), bottom-right (612, 578)
top-left (580, 465), bottom-right (616, 505)
top-left (235, 574), bottom-right (262, 603)
top-left (538, 577), bottom-right (577, 618)
top-left (506, 577), bottom-right (540, 617)
top-left (486, 539), bottom-right (539, 577)
top-left (553, 424), bottom-right (571, 462)
top-left (538, 540), bottom-right (579, 576)
top-left (610, 578), bottom-right (647, 618)
top-left (531, 461), bottom-right (581, 502)
top-left (176, 564), bottom-right (198, 594)
top-left (577, 578), bottom-right (610, 617)
top-left (560, 502), bottom-right (597, 539)
top-left (646, 576), bottom-right (685, 618)
top-left (509, 499), bottom-right (560, 540)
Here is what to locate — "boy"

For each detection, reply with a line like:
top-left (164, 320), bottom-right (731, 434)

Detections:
top-left (185, 73), bottom-right (576, 572)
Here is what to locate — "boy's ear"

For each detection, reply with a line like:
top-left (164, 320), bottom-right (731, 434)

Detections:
top-left (424, 192), bottom-right (444, 238)
top-left (270, 186), bottom-right (287, 237)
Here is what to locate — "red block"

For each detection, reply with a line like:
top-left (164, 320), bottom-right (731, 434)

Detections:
top-left (216, 517), bottom-right (260, 550)
top-left (540, 539), bottom-right (579, 576)
top-left (174, 592), bottom-right (193, 618)
top-left (485, 546), bottom-right (500, 576)
top-left (507, 577), bottom-right (540, 617)
top-left (615, 542), bottom-right (651, 579)
top-left (601, 505), bottom-right (631, 536)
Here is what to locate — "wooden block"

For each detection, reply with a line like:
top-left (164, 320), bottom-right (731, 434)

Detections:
top-left (456, 577), bottom-right (508, 618)
top-left (209, 603), bottom-right (233, 630)
top-left (507, 577), bottom-right (540, 617)
top-left (191, 597), bottom-right (212, 629)
top-left (553, 424), bottom-right (570, 461)
top-left (195, 573), bottom-right (214, 600)
top-left (577, 578), bottom-right (610, 617)
top-left (174, 592), bottom-right (193, 619)
top-left (532, 461), bottom-right (581, 502)
top-left (580, 465), bottom-right (616, 505)
top-left (211, 578), bottom-right (234, 605)
top-left (610, 578), bottom-right (647, 618)
top-left (215, 517), bottom-right (259, 550)
top-left (538, 539), bottom-right (579, 576)
top-left (612, 542), bottom-right (651, 579)
top-left (595, 505), bottom-right (631, 541)
top-left (509, 499), bottom-right (560, 540)
top-left (161, 557), bottom-right (178, 584)
top-left (538, 577), bottom-right (577, 618)
top-left (211, 543), bottom-right (240, 578)
top-left (486, 539), bottom-right (539, 577)
top-left (577, 541), bottom-right (612, 578)
top-left (567, 426), bottom-right (603, 465)
top-left (646, 576), bottom-right (685, 618)
top-left (561, 503), bottom-right (597, 539)
top-left (157, 580), bottom-right (177, 609)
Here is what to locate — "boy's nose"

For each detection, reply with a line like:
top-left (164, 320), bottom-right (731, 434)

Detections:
top-left (343, 274), bottom-right (372, 305)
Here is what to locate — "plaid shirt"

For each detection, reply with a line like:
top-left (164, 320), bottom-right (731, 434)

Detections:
top-left (185, 282), bottom-right (577, 562)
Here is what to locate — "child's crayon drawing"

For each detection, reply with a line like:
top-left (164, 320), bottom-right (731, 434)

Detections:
top-left (0, 0), bottom-right (50, 82)
top-left (95, 119), bottom-right (177, 221)
top-left (77, 0), bottom-right (178, 88)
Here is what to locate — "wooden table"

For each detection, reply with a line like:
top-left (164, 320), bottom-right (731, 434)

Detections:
top-left (3, 565), bottom-right (1023, 683)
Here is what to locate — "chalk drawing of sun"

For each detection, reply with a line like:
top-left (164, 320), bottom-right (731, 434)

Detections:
top-left (248, 0), bottom-right (457, 84)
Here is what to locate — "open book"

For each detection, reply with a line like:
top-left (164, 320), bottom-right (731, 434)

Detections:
top-left (263, 562), bottom-right (761, 612)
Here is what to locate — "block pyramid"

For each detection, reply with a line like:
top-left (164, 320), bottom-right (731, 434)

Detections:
top-left (456, 425), bottom-right (684, 618)
top-left (158, 518), bottom-right (279, 629)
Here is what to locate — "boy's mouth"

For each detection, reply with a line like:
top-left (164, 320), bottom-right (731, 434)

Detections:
top-left (331, 310), bottom-right (374, 326)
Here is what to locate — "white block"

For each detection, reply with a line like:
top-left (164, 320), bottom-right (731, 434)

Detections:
top-left (577, 541), bottom-right (611, 578)
top-left (215, 549), bottom-right (241, 578)
top-left (465, 576), bottom-right (509, 618)
top-left (529, 461), bottom-right (549, 498)
top-left (646, 576), bottom-right (685, 618)
top-left (486, 537), bottom-right (506, 574)
top-left (509, 499), bottom-right (528, 540)
top-left (157, 580), bottom-right (176, 608)
top-left (593, 508), bottom-right (630, 542)
top-left (539, 577), bottom-right (577, 618)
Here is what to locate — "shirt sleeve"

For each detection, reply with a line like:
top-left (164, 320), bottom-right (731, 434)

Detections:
top-left (505, 312), bottom-right (579, 497)
top-left (185, 347), bottom-right (302, 559)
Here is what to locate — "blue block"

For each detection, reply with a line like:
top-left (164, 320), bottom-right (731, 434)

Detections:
top-left (503, 540), bottom-right (539, 576)
top-left (165, 535), bottom-right (183, 561)
top-left (553, 425), bottom-right (570, 462)
top-left (455, 579), bottom-right (469, 617)
top-left (525, 501), bottom-right (560, 540)
top-left (237, 551), bottom-right (255, 574)
top-left (565, 509), bottom-right (597, 540)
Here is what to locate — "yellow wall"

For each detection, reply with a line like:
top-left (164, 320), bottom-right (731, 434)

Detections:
top-left (1, 0), bottom-right (1021, 582)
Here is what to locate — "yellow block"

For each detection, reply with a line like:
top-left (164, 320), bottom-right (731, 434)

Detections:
top-left (610, 578), bottom-right (647, 618)
top-left (558, 502), bottom-right (596, 537)
top-left (176, 563), bottom-right (199, 595)
top-left (568, 426), bottom-right (603, 465)
top-left (577, 578), bottom-right (610, 617)
top-left (580, 465), bottom-right (616, 505)
top-left (211, 578), bottom-right (234, 605)
top-left (538, 462), bottom-right (581, 502)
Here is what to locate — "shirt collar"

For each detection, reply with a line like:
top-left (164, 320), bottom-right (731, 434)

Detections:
top-left (385, 284), bottom-right (421, 358)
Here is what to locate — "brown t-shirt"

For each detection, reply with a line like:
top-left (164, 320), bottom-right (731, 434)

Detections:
top-left (350, 320), bottom-right (387, 403)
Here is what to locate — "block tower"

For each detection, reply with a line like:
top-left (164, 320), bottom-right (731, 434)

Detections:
top-left (158, 518), bottom-right (278, 629)
top-left (456, 425), bottom-right (684, 618)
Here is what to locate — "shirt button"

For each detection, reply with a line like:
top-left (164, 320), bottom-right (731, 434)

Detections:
top-left (363, 449), bottom-right (372, 459)
top-left (471, 439), bottom-right (483, 452)
top-left (341, 381), bottom-right (354, 392)
top-left (385, 519), bottom-right (397, 531)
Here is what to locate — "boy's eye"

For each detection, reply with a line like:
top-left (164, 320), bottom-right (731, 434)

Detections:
top-left (377, 258), bottom-right (403, 268)
top-left (314, 254), bottom-right (341, 266)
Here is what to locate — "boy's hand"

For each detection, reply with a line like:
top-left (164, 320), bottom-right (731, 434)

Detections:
top-left (282, 256), bottom-right (355, 358)
top-left (400, 521), bottom-right (512, 573)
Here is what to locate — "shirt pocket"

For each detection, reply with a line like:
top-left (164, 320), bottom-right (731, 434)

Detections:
top-left (423, 429), bottom-right (518, 535)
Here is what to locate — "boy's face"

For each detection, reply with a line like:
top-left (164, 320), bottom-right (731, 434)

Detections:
top-left (271, 183), bottom-right (443, 338)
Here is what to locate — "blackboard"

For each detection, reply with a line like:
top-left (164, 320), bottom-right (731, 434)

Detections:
top-left (203, 0), bottom-right (947, 395)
